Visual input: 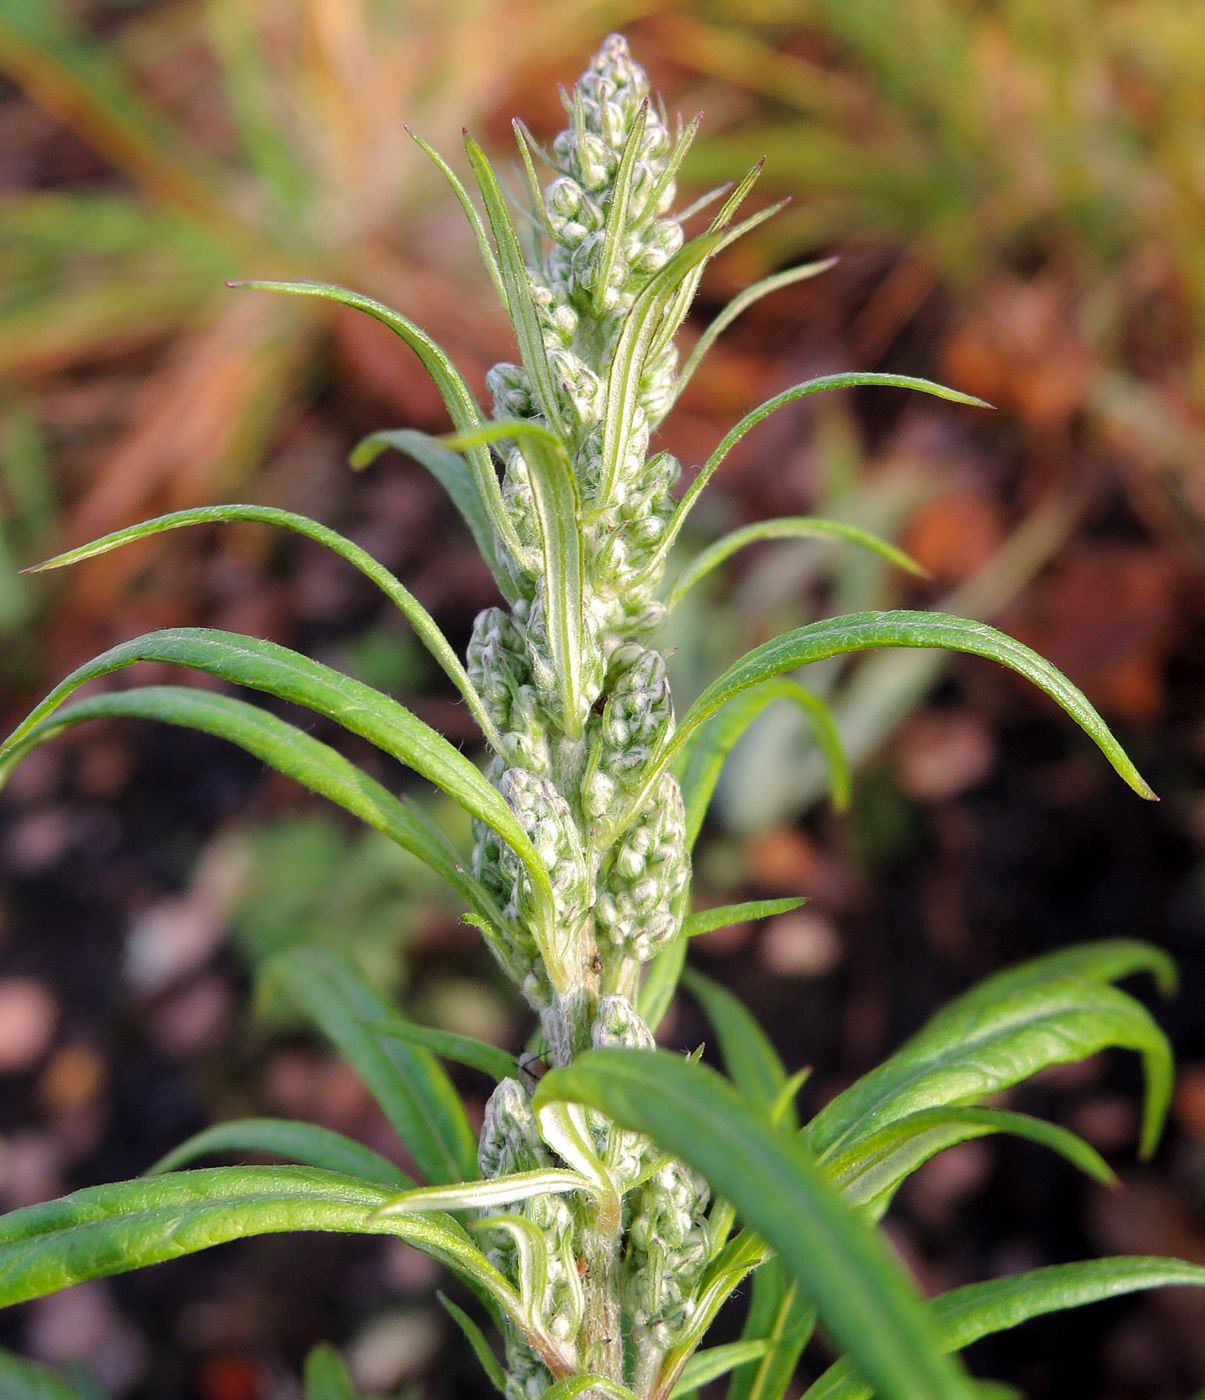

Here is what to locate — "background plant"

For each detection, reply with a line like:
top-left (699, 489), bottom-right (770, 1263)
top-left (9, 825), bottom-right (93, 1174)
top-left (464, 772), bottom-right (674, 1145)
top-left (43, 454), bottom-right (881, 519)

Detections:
top-left (0, 32), bottom-right (1200, 1400)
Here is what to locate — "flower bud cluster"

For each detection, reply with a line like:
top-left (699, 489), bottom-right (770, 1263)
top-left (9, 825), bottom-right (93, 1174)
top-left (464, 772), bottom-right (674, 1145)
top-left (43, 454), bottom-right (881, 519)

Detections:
top-left (595, 771), bottom-right (688, 964)
top-left (622, 1159), bottom-right (711, 1352)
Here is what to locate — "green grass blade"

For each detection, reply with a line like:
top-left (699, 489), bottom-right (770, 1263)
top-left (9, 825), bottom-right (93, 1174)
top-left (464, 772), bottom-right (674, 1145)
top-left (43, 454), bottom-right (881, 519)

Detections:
top-left (676, 678), bottom-right (851, 847)
top-left (447, 420), bottom-right (586, 736)
top-left (683, 897), bottom-right (807, 938)
top-left (536, 1051), bottom-right (974, 1400)
top-left (351, 427), bottom-right (518, 600)
top-left (0, 687), bottom-right (499, 923)
top-left (302, 1344), bottom-right (356, 1400)
top-left (683, 970), bottom-right (791, 1118)
top-left (370, 1017), bottom-right (517, 1083)
top-left (657, 611), bottom-right (1155, 803)
top-left (676, 259), bottom-right (838, 398)
top-left (265, 948), bottom-right (477, 1186)
top-left (437, 1292), bottom-right (507, 1396)
top-left (806, 977), bottom-right (1172, 1164)
top-left (147, 1118), bottom-right (414, 1189)
top-left (22, 503), bottom-right (504, 751)
top-left (656, 376), bottom-right (990, 567)
top-left (228, 280), bottom-right (529, 567)
top-left (666, 516), bottom-right (925, 611)
top-left (803, 1258), bottom-right (1205, 1400)
top-left (0, 627), bottom-right (554, 935)
top-left (0, 1166), bottom-right (520, 1322)
top-left (0, 1351), bottom-right (98, 1400)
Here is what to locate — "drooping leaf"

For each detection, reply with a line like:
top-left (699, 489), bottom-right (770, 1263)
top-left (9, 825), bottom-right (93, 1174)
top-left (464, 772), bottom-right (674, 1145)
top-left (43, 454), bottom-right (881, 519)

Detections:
top-left (656, 377), bottom-right (990, 565)
top-left (806, 976), bottom-right (1172, 1164)
top-left (683, 970), bottom-right (791, 1120)
top-left (0, 627), bottom-right (555, 938)
top-left (446, 420), bottom-right (586, 736)
top-left (437, 1291), bottom-right (507, 1396)
top-left (350, 427), bottom-right (516, 599)
top-left (536, 1050), bottom-right (974, 1400)
top-left (666, 516), bottom-right (925, 611)
top-left (302, 1344), bottom-right (357, 1400)
top-left (0, 1166), bottom-right (521, 1324)
top-left (682, 897), bottom-right (808, 939)
top-left (676, 678), bottom-right (851, 848)
top-left (229, 279), bottom-right (528, 566)
top-left (375, 1168), bottom-right (590, 1219)
top-left (826, 1106), bottom-right (1115, 1219)
top-left (371, 1016), bottom-right (517, 1084)
top-left (803, 1257), bottom-right (1205, 1400)
top-left (148, 1117), bottom-right (414, 1189)
top-left (265, 948), bottom-right (477, 1186)
top-left (0, 686), bottom-right (499, 922)
top-left (947, 938), bottom-right (1177, 1009)
top-left (0, 1351), bottom-right (98, 1400)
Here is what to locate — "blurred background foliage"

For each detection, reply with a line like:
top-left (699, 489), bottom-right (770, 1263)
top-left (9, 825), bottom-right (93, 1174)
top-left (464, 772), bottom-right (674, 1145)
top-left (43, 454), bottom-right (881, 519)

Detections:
top-left (1, 2), bottom-right (1203, 1397)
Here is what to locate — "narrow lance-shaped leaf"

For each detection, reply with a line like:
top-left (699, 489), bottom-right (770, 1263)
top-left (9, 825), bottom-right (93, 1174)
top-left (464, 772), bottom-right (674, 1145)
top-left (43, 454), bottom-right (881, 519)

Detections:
top-left (593, 99), bottom-right (649, 314)
top-left (0, 687), bottom-right (500, 923)
top-left (675, 258), bottom-right (839, 399)
top-left (375, 1168), bottom-right (590, 1219)
top-left (370, 1016), bottom-right (517, 1084)
top-left (803, 1258), bottom-right (1205, 1400)
top-left (682, 897), bottom-right (807, 939)
top-left (351, 427), bottom-right (517, 600)
top-left (228, 279), bottom-right (530, 568)
top-left (945, 937), bottom-right (1177, 1009)
top-left (0, 627), bottom-right (556, 938)
top-left (265, 948), bottom-right (477, 1186)
top-left (148, 1117), bottom-right (415, 1189)
top-left (407, 128), bottom-right (506, 305)
top-left (671, 1340), bottom-right (772, 1397)
top-left (0, 1166), bottom-right (523, 1326)
top-left (437, 1292), bottom-right (508, 1397)
top-left (652, 376), bottom-right (991, 571)
top-left (683, 970), bottom-right (791, 1119)
top-left (723, 1262), bottom-right (815, 1400)
top-left (446, 420), bottom-right (587, 738)
top-left (21, 503), bottom-right (505, 753)
top-left (665, 516), bottom-right (925, 612)
top-left (536, 1050), bottom-right (975, 1400)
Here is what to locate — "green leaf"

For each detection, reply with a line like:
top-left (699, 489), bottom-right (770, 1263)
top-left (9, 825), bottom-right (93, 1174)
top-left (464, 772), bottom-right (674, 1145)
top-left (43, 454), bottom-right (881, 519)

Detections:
top-left (375, 1168), bottom-right (590, 1218)
top-left (147, 1118), bottom-right (414, 1189)
top-left (725, 1260), bottom-right (815, 1400)
top-left (0, 1351), bottom-right (98, 1400)
top-left (446, 420), bottom-right (586, 737)
top-left (437, 1291), bottom-right (507, 1396)
top-left (666, 516), bottom-right (925, 611)
top-left (303, 1344), bottom-right (357, 1400)
top-left (949, 938), bottom-right (1177, 1008)
top-left (655, 377), bottom-right (990, 568)
top-left (683, 970), bottom-right (791, 1119)
top-left (653, 611), bottom-right (1156, 804)
top-left (683, 897), bottom-right (808, 939)
top-left (351, 427), bottom-right (516, 600)
top-left (676, 678), bottom-right (851, 848)
top-left (408, 130), bottom-right (506, 306)
top-left (826, 1106), bottom-right (1115, 1219)
top-left (20, 502), bottom-right (503, 749)
top-left (594, 100), bottom-right (649, 314)
top-left (676, 259), bottom-right (839, 398)
top-left (266, 948), bottom-right (477, 1186)
top-left (0, 687), bottom-right (499, 923)
top-left (536, 1051), bottom-right (974, 1400)
top-left (672, 1340), bottom-right (772, 1396)
top-left (229, 279), bottom-right (529, 567)
top-left (0, 627), bottom-right (555, 938)
top-left (371, 1017), bottom-right (517, 1083)
top-left (0, 1166), bottom-right (521, 1324)
top-left (462, 134), bottom-right (567, 438)
top-left (803, 1257), bottom-right (1205, 1400)
top-left (806, 976), bottom-right (1172, 1164)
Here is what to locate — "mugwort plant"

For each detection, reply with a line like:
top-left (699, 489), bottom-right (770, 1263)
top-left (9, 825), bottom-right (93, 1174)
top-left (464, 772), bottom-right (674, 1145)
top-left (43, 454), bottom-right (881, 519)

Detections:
top-left (1, 35), bottom-right (1200, 1400)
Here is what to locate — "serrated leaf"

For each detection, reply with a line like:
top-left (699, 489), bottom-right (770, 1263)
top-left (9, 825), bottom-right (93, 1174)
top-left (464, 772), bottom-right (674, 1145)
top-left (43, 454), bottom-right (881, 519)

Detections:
top-left (654, 376), bottom-right (989, 569)
top-left (437, 1292), bottom-right (507, 1396)
top-left (0, 1351), bottom-right (98, 1400)
top-left (371, 1017), bottom-right (517, 1083)
top-left (148, 1117), bottom-right (414, 1189)
top-left (536, 1051), bottom-right (974, 1400)
top-left (683, 970), bottom-right (791, 1119)
top-left (0, 1166), bottom-right (521, 1323)
top-left (266, 948), bottom-right (477, 1186)
top-left (671, 1340), bottom-right (771, 1397)
top-left (682, 897), bottom-right (808, 939)
top-left (676, 679), bottom-right (850, 848)
top-left (351, 428), bottom-right (517, 600)
top-left (0, 687), bottom-right (499, 923)
top-left (666, 516), bottom-right (924, 611)
top-left (803, 1257), bottom-right (1205, 1400)
top-left (376, 1168), bottom-right (589, 1218)
top-left (827, 1107), bottom-right (1114, 1219)
top-left (20, 502), bottom-right (503, 751)
top-left (446, 420), bottom-right (586, 737)
top-left (806, 976), bottom-right (1172, 1164)
top-left (651, 612), bottom-right (1155, 806)
top-left (229, 279), bottom-right (528, 566)
top-left (303, 1344), bottom-right (356, 1400)
top-left (0, 628), bottom-right (555, 938)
